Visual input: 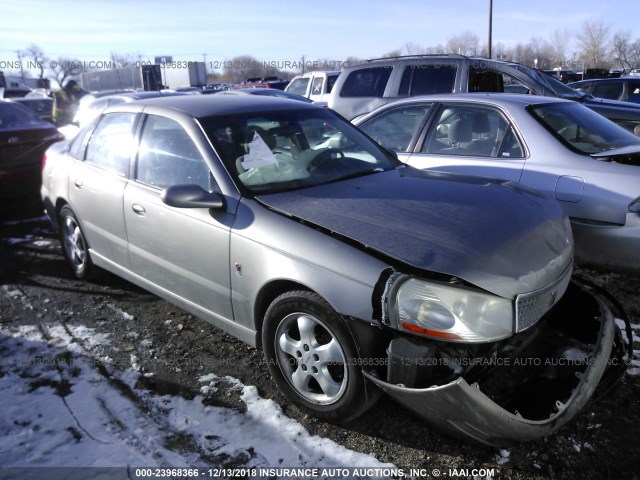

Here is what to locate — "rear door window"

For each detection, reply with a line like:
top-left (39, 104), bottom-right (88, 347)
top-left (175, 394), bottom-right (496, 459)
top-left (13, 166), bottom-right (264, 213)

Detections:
top-left (592, 82), bottom-right (623, 100)
top-left (340, 67), bottom-right (393, 97)
top-left (85, 112), bottom-right (136, 175)
top-left (628, 81), bottom-right (640, 102)
top-left (398, 64), bottom-right (457, 96)
top-left (421, 104), bottom-right (524, 158)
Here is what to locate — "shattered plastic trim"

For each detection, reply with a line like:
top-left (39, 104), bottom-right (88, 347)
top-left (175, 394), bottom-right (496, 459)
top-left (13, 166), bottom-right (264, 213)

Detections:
top-left (363, 281), bottom-right (616, 446)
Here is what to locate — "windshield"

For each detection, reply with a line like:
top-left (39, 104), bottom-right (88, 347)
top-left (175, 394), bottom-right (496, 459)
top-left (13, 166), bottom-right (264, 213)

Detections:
top-left (532, 67), bottom-right (587, 101)
top-left (529, 102), bottom-right (640, 154)
top-left (512, 64), bottom-right (586, 101)
top-left (201, 108), bottom-right (399, 194)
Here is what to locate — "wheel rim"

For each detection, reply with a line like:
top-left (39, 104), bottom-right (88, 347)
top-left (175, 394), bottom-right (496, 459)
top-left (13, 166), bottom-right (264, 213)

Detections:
top-left (275, 312), bottom-right (348, 405)
top-left (62, 214), bottom-right (87, 272)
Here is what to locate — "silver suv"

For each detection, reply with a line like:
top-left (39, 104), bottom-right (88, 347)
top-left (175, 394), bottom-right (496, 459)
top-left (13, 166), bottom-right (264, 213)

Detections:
top-left (329, 55), bottom-right (640, 133)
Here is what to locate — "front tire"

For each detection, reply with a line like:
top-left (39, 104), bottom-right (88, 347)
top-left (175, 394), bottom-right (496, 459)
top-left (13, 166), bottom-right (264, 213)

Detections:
top-left (262, 290), bottom-right (371, 422)
top-left (59, 205), bottom-right (94, 280)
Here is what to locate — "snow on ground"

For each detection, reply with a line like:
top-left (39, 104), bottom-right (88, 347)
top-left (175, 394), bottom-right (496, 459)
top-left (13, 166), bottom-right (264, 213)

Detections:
top-left (0, 321), bottom-right (395, 474)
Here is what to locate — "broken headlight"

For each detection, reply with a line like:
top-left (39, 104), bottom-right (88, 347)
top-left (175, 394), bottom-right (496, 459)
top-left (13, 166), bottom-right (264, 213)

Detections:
top-left (388, 276), bottom-right (514, 343)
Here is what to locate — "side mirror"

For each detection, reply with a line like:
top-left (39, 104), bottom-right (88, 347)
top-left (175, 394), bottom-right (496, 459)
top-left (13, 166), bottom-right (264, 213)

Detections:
top-left (161, 184), bottom-right (225, 209)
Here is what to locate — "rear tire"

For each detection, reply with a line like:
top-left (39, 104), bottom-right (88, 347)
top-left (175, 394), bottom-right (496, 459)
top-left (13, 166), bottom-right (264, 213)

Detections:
top-left (262, 290), bottom-right (372, 422)
top-left (59, 205), bottom-right (94, 280)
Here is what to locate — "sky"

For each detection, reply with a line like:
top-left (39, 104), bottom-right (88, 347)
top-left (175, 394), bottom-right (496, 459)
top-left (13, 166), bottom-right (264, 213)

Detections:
top-left (0, 0), bottom-right (639, 76)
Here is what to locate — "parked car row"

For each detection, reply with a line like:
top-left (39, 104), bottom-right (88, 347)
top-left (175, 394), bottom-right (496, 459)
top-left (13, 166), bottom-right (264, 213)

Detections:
top-left (327, 55), bottom-right (640, 135)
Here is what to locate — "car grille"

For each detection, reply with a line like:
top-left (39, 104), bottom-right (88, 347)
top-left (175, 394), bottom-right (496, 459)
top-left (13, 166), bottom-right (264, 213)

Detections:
top-left (515, 264), bottom-right (573, 333)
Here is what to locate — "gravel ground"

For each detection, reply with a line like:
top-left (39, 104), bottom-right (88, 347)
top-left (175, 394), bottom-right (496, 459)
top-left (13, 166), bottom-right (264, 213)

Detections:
top-left (1, 199), bottom-right (639, 480)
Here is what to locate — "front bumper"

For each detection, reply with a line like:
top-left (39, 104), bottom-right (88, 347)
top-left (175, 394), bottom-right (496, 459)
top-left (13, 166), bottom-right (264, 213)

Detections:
top-left (364, 280), bottom-right (625, 446)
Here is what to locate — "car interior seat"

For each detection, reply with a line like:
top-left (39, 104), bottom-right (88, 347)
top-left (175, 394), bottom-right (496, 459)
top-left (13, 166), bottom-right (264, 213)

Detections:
top-left (442, 118), bottom-right (472, 154)
top-left (468, 112), bottom-right (495, 156)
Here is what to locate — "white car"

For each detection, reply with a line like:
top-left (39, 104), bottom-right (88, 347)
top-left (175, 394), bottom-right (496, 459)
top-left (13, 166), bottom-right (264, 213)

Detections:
top-left (285, 71), bottom-right (340, 103)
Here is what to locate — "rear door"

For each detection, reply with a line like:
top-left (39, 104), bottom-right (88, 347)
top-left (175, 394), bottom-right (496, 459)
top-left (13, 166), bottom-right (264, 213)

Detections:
top-left (68, 111), bottom-right (136, 266)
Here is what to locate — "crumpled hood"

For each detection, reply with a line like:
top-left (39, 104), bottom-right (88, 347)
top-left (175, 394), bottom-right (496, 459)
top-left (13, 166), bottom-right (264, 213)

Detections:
top-left (256, 167), bottom-right (573, 298)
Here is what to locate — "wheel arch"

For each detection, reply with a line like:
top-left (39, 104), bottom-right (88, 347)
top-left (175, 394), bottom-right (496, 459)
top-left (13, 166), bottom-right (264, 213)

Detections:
top-left (252, 279), bottom-right (387, 363)
top-left (54, 198), bottom-right (70, 228)
top-left (253, 279), bottom-right (315, 349)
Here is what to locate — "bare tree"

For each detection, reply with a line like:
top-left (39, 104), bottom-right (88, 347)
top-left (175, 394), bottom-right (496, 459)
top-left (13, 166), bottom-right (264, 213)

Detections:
top-left (110, 52), bottom-right (137, 68)
top-left (23, 44), bottom-right (48, 80)
top-left (343, 56), bottom-right (365, 67)
top-left (421, 44), bottom-right (445, 55)
top-left (576, 20), bottom-right (611, 68)
top-left (381, 49), bottom-right (403, 59)
top-left (550, 29), bottom-right (572, 67)
top-left (491, 42), bottom-right (508, 61)
top-left (401, 42), bottom-right (426, 55)
top-left (510, 42), bottom-right (536, 65)
top-left (446, 31), bottom-right (479, 55)
top-left (50, 58), bottom-right (88, 88)
top-left (222, 55), bottom-right (262, 82)
top-left (528, 37), bottom-right (554, 68)
top-left (612, 31), bottom-right (640, 70)
top-left (221, 55), bottom-right (285, 83)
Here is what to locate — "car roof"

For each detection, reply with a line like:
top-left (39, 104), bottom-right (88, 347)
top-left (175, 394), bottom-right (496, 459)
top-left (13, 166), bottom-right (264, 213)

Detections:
top-left (115, 91), bottom-right (186, 100)
top-left (569, 78), bottom-right (633, 86)
top-left (365, 93), bottom-right (572, 108)
top-left (132, 93), bottom-right (321, 118)
top-left (219, 88), bottom-right (312, 101)
top-left (293, 70), bottom-right (341, 77)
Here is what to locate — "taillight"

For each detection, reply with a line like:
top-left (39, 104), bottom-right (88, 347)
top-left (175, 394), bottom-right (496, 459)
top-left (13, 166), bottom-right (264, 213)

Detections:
top-left (42, 153), bottom-right (47, 171)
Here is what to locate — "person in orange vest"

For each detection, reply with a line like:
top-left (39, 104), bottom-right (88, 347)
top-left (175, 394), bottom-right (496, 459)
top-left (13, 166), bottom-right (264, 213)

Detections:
top-left (52, 80), bottom-right (87, 126)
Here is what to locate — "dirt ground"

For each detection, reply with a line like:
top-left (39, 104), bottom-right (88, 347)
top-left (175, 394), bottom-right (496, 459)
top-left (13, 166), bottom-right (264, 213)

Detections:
top-left (1, 198), bottom-right (639, 480)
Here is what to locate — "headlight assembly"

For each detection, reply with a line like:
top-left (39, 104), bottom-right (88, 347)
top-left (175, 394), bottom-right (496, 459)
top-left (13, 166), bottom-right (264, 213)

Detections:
top-left (387, 276), bottom-right (514, 343)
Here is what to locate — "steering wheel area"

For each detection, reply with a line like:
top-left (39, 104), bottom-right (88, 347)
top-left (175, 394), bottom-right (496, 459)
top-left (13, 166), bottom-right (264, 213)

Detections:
top-left (307, 148), bottom-right (346, 174)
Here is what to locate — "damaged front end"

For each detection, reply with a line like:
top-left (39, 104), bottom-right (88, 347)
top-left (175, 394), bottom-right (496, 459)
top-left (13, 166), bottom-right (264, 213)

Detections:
top-left (365, 279), bottom-right (627, 446)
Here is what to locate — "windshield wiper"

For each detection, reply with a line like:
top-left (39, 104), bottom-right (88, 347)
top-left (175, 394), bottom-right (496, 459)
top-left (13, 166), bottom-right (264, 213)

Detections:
top-left (331, 167), bottom-right (385, 183)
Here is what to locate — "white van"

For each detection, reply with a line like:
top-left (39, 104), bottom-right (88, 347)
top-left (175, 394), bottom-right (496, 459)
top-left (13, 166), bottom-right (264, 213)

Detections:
top-left (284, 71), bottom-right (340, 103)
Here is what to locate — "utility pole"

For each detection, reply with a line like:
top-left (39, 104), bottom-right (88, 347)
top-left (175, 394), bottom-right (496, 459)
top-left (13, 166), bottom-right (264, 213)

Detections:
top-left (488, 0), bottom-right (493, 59)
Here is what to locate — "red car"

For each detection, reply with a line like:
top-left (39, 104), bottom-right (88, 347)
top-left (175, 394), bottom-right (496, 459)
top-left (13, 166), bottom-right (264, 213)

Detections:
top-left (0, 101), bottom-right (63, 199)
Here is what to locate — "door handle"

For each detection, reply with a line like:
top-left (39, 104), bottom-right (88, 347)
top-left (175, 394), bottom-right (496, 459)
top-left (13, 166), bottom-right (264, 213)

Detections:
top-left (73, 179), bottom-right (83, 188)
top-left (131, 204), bottom-right (146, 215)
